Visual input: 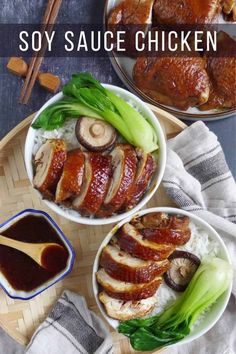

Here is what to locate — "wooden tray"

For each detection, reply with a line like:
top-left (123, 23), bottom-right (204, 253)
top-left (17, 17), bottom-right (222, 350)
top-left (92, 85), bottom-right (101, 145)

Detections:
top-left (0, 105), bottom-right (186, 353)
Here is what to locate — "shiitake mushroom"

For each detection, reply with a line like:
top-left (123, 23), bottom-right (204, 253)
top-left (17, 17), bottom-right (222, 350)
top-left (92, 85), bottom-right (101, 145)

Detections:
top-left (75, 117), bottom-right (117, 152)
top-left (164, 250), bottom-right (201, 292)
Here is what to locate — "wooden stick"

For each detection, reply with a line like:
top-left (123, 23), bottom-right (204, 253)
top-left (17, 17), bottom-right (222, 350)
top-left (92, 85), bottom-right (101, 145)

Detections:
top-left (19, 0), bottom-right (62, 104)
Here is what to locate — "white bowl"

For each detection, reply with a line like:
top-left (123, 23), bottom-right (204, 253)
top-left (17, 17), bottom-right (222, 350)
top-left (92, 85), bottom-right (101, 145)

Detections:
top-left (0, 209), bottom-right (75, 300)
top-left (25, 85), bottom-right (166, 225)
top-left (92, 207), bottom-right (232, 348)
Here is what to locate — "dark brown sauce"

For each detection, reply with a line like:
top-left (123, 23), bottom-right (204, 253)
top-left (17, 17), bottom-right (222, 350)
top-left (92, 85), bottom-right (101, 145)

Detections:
top-left (41, 245), bottom-right (68, 273)
top-left (0, 215), bottom-right (69, 291)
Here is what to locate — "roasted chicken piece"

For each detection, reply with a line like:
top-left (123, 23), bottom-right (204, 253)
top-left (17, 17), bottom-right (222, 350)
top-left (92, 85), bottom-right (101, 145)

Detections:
top-left (55, 149), bottom-right (85, 203)
top-left (33, 139), bottom-right (67, 199)
top-left (73, 153), bottom-right (111, 216)
top-left (133, 55), bottom-right (210, 110)
top-left (117, 223), bottom-right (175, 261)
top-left (122, 149), bottom-right (156, 210)
top-left (138, 212), bottom-right (188, 228)
top-left (108, 0), bottom-right (155, 57)
top-left (200, 32), bottom-right (236, 110)
top-left (222, 0), bottom-right (236, 19)
top-left (153, 0), bottom-right (221, 24)
top-left (97, 145), bottom-right (137, 217)
top-left (96, 268), bottom-right (162, 301)
top-left (100, 244), bottom-right (170, 283)
top-left (108, 0), bottom-right (154, 25)
top-left (132, 212), bottom-right (191, 245)
top-left (99, 292), bottom-right (157, 320)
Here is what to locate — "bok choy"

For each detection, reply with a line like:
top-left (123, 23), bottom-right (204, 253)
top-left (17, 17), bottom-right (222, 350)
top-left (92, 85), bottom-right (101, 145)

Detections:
top-left (32, 73), bottom-right (159, 153)
top-left (118, 257), bottom-right (233, 351)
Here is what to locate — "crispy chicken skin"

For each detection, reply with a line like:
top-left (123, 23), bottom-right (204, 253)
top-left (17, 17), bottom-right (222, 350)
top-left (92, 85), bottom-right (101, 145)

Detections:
top-left (55, 149), bottom-right (85, 203)
top-left (34, 140), bottom-right (155, 217)
top-left (123, 149), bottom-right (156, 210)
top-left (33, 139), bottom-right (67, 199)
top-left (96, 268), bottom-right (162, 301)
top-left (97, 213), bottom-right (192, 320)
top-left (200, 32), bottom-right (236, 110)
top-left (99, 292), bottom-right (157, 320)
top-left (133, 55), bottom-right (210, 110)
top-left (153, 0), bottom-right (221, 24)
top-left (100, 244), bottom-right (170, 283)
top-left (108, 0), bottom-right (155, 57)
top-left (108, 0), bottom-right (155, 25)
top-left (117, 223), bottom-right (175, 261)
top-left (221, 0), bottom-right (236, 18)
top-left (97, 145), bottom-right (137, 217)
top-left (132, 212), bottom-right (191, 245)
top-left (73, 153), bottom-right (111, 216)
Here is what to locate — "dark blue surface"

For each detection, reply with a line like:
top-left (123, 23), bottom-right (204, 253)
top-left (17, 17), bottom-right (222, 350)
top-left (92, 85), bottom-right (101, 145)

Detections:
top-left (0, 0), bottom-right (235, 177)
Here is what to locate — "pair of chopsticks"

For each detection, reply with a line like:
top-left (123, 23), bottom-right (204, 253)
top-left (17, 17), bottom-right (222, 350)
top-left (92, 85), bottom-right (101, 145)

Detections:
top-left (19, 0), bottom-right (62, 104)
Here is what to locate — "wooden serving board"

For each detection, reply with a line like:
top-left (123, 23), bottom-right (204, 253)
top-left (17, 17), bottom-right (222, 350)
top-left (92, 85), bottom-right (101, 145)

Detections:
top-left (0, 105), bottom-right (186, 353)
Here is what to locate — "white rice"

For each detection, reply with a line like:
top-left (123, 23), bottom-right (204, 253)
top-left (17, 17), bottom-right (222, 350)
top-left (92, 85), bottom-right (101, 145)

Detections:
top-left (149, 221), bottom-right (219, 317)
top-left (33, 120), bottom-right (79, 155)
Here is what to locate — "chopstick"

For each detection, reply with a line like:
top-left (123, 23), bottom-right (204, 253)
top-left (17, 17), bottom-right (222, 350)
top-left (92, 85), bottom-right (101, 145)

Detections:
top-left (19, 0), bottom-right (62, 104)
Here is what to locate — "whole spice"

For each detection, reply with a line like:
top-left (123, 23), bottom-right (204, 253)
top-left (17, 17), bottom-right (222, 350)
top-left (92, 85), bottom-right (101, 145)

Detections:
top-left (7, 57), bottom-right (61, 93)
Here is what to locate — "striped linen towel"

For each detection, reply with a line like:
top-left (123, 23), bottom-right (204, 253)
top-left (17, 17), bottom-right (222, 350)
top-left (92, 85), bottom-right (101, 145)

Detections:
top-left (163, 121), bottom-right (236, 354)
top-left (25, 291), bottom-right (113, 354)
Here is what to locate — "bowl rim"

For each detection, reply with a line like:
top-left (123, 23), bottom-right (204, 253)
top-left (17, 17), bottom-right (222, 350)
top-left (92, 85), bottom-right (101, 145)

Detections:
top-left (24, 84), bottom-right (167, 225)
top-left (103, 0), bottom-right (236, 121)
top-left (0, 208), bottom-right (75, 300)
top-left (92, 207), bottom-right (233, 347)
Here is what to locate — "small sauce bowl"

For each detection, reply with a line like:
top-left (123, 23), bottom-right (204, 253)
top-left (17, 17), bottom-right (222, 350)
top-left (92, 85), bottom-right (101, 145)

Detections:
top-left (0, 209), bottom-right (75, 300)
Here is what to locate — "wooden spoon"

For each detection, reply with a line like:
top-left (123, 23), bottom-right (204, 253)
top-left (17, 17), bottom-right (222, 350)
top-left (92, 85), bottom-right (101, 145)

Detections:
top-left (0, 235), bottom-right (68, 272)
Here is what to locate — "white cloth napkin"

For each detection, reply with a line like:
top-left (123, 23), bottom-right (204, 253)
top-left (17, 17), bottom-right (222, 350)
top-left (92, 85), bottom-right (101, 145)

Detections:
top-left (162, 121), bottom-right (236, 354)
top-left (25, 290), bottom-right (113, 354)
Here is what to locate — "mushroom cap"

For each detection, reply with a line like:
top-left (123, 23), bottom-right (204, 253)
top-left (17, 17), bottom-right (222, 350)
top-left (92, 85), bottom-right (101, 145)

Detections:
top-left (164, 250), bottom-right (201, 292)
top-left (75, 117), bottom-right (117, 152)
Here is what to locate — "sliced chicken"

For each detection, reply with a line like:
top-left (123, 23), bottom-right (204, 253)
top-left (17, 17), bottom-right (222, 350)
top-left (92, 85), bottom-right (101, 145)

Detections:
top-left (55, 149), bottom-right (85, 203)
top-left (122, 149), bottom-right (156, 210)
top-left (33, 139), bottom-right (67, 199)
top-left (117, 223), bottom-right (175, 261)
top-left (140, 213), bottom-right (190, 232)
top-left (153, 0), bottom-right (221, 24)
top-left (132, 212), bottom-right (191, 245)
top-left (99, 292), bottom-right (157, 320)
top-left (138, 228), bottom-right (191, 246)
top-left (73, 153), bottom-right (111, 216)
top-left (100, 244), bottom-right (170, 283)
top-left (132, 212), bottom-right (169, 228)
top-left (97, 145), bottom-right (137, 217)
top-left (96, 268), bottom-right (162, 301)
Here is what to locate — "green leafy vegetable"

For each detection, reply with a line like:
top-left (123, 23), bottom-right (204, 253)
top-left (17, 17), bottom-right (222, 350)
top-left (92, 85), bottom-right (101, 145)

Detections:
top-left (32, 99), bottom-right (102, 130)
top-left (32, 72), bottom-right (159, 153)
top-left (118, 257), bottom-right (233, 351)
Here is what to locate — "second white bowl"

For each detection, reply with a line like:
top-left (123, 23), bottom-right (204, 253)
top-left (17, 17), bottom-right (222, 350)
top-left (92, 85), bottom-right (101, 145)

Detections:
top-left (92, 207), bottom-right (232, 347)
